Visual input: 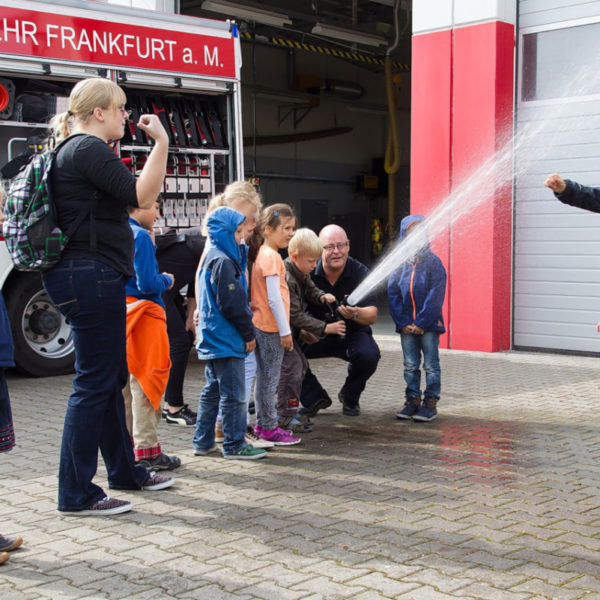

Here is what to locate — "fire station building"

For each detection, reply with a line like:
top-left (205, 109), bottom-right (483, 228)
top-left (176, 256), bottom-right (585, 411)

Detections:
top-left (413, 0), bottom-right (600, 355)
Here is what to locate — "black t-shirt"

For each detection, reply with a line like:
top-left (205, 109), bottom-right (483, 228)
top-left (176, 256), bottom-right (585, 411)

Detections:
top-left (309, 256), bottom-right (377, 335)
top-left (51, 134), bottom-right (138, 276)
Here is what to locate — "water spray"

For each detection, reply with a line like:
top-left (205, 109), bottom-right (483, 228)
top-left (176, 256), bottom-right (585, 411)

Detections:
top-left (345, 56), bottom-right (600, 307)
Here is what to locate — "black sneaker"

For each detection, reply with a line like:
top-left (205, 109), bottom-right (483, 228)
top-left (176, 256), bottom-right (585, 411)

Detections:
top-left (299, 392), bottom-right (332, 418)
top-left (61, 496), bottom-right (132, 516)
top-left (138, 452), bottom-right (181, 471)
top-left (164, 404), bottom-right (197, 426)
top-left (338, 391), bottom-right (360, 416)
top-left (0, 535), bottom-right (23, 552)
top-left (142, 472), bottom-right (175, 491)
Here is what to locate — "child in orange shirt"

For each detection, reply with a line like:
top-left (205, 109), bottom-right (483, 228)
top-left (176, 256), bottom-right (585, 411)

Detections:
top-left (251, 204), bottom-right (301, 445)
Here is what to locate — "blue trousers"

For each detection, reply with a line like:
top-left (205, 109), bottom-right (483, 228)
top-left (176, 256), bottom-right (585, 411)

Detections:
top-left (43, 260), bottom-right (148, 511)
top-left (193, 357), bottom-right (247, 455)
top-left (400, 331), bottom-right (441, 399)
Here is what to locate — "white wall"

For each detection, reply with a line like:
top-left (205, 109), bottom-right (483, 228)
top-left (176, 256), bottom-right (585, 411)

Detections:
top-left (514, 0), bottom-right (600, 353)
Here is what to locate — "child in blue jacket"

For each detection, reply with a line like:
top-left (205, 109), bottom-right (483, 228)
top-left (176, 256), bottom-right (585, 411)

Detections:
top-left (193, 206), bottom-right (266, 460)
top-left (387, 215), bottom-right (447, 422)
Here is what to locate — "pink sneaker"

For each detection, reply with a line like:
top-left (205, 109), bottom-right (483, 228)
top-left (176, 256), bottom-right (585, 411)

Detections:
top-left (254, 425), bottom-right (301, 446)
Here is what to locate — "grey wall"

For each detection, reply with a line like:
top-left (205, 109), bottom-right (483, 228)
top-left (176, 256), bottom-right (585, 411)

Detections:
top-left (514, 0), bottom-right (600, 353)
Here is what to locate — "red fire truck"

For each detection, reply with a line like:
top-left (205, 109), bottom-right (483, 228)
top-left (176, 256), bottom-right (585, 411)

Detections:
top-left (0, 0), bottom-right (244, 375)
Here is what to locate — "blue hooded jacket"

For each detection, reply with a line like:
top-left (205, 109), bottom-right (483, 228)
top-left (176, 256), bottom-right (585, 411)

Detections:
top-left (196, 206), bottom-right (255, 360)
top-left (387, 215), bottom-right (447, 333)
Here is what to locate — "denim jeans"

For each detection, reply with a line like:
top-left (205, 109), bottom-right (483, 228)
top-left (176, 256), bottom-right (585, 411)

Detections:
top-left (301, 329), bottom-right (380, 409)
top-left (400, 331), bottom-right (441, 400)
top-left (193, 357), bottom-right (247, 455)
top-left (42, 260), bottom-right (148, 511)
top-left (217, 350), bottom-right (255, 425)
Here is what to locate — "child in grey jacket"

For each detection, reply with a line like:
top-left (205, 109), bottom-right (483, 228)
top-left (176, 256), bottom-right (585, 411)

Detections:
top-left (276, 228), bottom-right (345, 432)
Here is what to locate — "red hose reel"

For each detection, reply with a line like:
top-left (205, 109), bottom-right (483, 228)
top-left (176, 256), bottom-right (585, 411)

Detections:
top-left (0, 78), bottom-right (15, 120)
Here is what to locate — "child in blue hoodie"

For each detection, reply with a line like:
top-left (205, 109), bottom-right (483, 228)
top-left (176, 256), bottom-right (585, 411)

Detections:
top-left (387, 215), bottom-right (447, 422)
top-left (193, 206), bottom-right (266, 460)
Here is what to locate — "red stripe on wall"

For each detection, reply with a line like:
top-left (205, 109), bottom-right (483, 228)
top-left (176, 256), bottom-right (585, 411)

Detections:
top-left (411, 30), bottom-right (452, 349)
top-left (411, 21), bottom-right (515, 352)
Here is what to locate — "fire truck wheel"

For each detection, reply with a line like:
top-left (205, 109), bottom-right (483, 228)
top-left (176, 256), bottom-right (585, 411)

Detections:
top-left (5, 273), bottom-right (75, 377)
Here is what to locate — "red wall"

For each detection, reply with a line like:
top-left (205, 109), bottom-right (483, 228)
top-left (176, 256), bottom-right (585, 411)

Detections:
top-left (411, 30), bottom-right (452, 348)
top-left (411, 21), bottom-right (514, 352)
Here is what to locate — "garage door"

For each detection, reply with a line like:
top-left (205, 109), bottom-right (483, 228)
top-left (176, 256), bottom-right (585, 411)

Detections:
top-left (514, 9), bottom-right (600, 354)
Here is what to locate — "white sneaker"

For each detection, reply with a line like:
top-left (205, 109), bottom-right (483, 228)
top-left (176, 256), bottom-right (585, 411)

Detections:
top-left (245, 425), bottom-right (274, 449)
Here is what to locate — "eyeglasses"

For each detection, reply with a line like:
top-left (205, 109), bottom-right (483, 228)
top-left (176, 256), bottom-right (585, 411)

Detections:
top-left (323, 241), bottom-right (349, 252)
top-left (88, 105), bottom-right (132, 118)
top-left (117, 105), bottom-right (132, 118)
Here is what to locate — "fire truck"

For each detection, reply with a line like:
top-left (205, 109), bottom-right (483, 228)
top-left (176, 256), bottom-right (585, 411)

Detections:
top-left (0, 0), bottom-right (244, 376)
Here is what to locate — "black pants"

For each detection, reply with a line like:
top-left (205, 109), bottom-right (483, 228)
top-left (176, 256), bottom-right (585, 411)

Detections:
top-left (157, 239), bottom-right (202, 408)
top-left (300, 329), bottom-right (380, 410)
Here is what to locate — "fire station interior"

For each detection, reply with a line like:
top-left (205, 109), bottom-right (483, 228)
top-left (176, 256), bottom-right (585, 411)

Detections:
top-left (182, 0), bottom-right (413, 266)
top-left (0, 1), bottom-right (412, 268)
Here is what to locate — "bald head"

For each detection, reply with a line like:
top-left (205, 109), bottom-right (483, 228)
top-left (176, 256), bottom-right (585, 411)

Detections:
top-left (319, 223), bottom-right (350, 276)
top-left (319, 224), bottom-right (347, 242)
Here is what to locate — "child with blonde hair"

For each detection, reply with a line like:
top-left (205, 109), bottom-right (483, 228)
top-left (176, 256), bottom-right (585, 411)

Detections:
top-left (277, 228), bottom-right (345, 432)
top-left (195, 181), bottom-right (272, 448)
top-left (251, 204), bottom-right (301, 445)
top-left (193, 207), bottom-right (266, 460)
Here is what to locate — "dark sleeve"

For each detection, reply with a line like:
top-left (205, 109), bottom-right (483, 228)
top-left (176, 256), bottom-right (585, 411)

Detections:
top-left (212, 259), bottom-right (254, 342)
top-left (305, 276), bottom-right (325, 306)
top-left (288, 276), bottom-right (326, 337)
top-left (76, 137), bottom-right (138, 208)
top-left (556, 179), bottom-right (600, 214)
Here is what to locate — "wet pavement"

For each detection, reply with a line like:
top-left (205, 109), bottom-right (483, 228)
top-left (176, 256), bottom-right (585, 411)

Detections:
top-left (1, 334), bottom-right (599, 599)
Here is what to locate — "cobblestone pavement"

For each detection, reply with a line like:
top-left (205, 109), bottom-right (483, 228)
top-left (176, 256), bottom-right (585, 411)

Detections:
top-left (1, 335), bottom-right (599, 599)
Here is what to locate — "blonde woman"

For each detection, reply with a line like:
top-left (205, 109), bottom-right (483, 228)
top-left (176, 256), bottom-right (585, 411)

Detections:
top-left (41, 77), bottom-right (172, 516)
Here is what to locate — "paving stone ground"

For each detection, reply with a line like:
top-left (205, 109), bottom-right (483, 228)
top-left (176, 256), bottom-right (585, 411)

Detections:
top-left (1, 334), bottom-right (599, 599)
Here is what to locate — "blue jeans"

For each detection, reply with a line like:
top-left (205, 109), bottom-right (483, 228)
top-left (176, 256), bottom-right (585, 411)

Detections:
top-left (216, 350), bottom-right (255, 425)
top-left (43, 260), bottom-right (148, 511)
top-left (400, 331), bottom-right (441, 400)
top-left (193, 357), bottom-right (247, 455)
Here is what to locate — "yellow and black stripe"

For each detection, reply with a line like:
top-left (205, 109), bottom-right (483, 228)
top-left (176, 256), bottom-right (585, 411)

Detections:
top-left (239, 32), bottom-right (410, 72)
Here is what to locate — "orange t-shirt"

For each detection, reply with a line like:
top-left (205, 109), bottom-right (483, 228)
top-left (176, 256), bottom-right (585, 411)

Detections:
top-left (251, 245), bottom-right (290, 333)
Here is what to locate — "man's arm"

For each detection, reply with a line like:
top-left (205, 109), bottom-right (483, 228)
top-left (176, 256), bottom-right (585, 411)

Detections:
top-left (545, 174), bottom-right (600, 213)
top-left (338, 303), bottom-right (377, 325)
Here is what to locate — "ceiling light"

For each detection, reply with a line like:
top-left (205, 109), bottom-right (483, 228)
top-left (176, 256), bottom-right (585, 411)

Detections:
top-left (201, 1), bottom-right (292, 28)
top-left (311, 23), bottom-right (387, 47)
